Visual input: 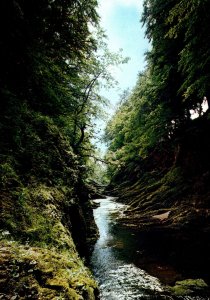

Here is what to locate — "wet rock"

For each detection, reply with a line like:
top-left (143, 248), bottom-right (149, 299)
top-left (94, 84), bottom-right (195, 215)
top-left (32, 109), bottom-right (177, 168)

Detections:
top-left (0, 241), bottom-right (99, 299)
top-left (168, 278), bottom-right (209, 296)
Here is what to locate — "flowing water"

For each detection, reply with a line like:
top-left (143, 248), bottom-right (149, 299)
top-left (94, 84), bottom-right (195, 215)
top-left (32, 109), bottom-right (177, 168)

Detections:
top-left (90, 197), bottom-right (209, 300)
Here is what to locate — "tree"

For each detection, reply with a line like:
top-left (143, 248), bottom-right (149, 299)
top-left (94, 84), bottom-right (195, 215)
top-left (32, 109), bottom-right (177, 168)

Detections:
top-left (65, 30), bottom-right (129, 165)
top-left (167, 0), bottom-right (210, 110)
top-left (142, 0), bottom-right (186, 124)
top-left (0, 0), bottom-right (100, 184)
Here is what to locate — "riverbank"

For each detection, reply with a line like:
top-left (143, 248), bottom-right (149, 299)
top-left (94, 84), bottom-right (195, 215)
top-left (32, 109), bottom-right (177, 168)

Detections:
top-left (0, 183), bottom-right (99, 299)
top-left (90, 197), bottom-right (210, 299)
top-left (0, 102), bottom-right (101, 299)
top-left (109, 172), bottom-right (210, 290)
top-left (104, 114), bottom-right (210, 297)
top-left (0, 239), bottom-right (98, 299)
top-left (107, 187), bottom-right (210, 295)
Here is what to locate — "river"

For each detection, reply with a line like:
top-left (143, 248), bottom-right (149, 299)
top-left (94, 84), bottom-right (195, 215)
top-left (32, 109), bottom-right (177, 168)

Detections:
top-left (90, 197), bottom-right (209, 300)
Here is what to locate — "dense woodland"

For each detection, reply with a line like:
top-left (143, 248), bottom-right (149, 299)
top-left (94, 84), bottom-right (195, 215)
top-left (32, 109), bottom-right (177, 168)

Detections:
top-left (1, 0), bottom-right (210, 299)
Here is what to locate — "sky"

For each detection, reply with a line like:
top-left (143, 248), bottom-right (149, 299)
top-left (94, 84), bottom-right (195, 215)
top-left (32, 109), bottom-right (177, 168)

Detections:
top-left (97, 0), bottom-right (149, 110)
top-left (94, 0), bottom-right (149, 150)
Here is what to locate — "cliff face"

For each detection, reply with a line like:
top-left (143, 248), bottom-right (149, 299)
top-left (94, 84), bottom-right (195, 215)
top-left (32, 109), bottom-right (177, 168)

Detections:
top-left (108, 112), bottom-right (210, 280)
top-left (110, 112), bottom-right (210, 221)
top-left (0, 111), bottom-right (99, 299)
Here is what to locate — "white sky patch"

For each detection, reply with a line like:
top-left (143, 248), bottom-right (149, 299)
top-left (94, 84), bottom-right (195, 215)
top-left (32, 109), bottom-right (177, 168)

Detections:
top-left (190, 98), bottom-right (209, 120)
top-left (98, 0), bottom-right (144, 32)
top-left (98, 0), bottom-right (143, 18)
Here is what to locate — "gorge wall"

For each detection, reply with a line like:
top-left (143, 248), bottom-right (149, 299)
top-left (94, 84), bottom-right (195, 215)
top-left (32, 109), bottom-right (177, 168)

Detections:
top-left (0, 1), bottom-right (102, 298)
top-left (0, 112), bottom-right (99, 299)
top-left (107, 112), bottom-right (210, 283)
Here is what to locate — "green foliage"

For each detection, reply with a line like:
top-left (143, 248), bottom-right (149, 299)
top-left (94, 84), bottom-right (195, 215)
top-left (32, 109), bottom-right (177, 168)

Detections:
top-left (0, 240), bottom-right (98, 299)
top-left (166, 0), bottom-right (210, 107)
top-left (0, 0), bottom-right (127, 182)
top-left (105, 0), bottom-right (210, 184)
top-left (87, 157), bottom-right (109, 185)
top-left (169, 279), bottom-right (208, 296)
top-left (104, 70), bottom-right (173, 178)
top-left (0, 161), bottom-right (21, 189)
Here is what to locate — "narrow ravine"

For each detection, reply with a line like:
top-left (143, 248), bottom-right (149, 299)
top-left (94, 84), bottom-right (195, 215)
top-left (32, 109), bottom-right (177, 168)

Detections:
top-left (90, 197), bottom-right (209, 300)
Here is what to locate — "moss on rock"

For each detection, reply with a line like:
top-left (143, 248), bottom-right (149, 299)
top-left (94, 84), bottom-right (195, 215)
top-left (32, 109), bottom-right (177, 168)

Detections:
top-left (0, 239), bottom-right (98, 299)
top-left (0, 181), bottom-right (99, 299)
top-left (0, 108), bottom-right (100, 299)
top-left (168, 278), bottom-right (208, 296)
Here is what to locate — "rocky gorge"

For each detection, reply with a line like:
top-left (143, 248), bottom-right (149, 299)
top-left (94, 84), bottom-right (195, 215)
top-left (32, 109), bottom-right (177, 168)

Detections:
top-left (105, 112), bottom-right (210, 297)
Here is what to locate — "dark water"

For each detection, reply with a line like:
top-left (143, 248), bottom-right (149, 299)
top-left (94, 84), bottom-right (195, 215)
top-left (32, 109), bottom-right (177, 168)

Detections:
top-left (90, 197), bottom-right (209, 300)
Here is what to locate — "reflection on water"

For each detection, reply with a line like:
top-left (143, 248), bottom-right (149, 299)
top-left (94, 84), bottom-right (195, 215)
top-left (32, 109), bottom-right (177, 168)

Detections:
top-left (90, 197), bottom-right (209, 300)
